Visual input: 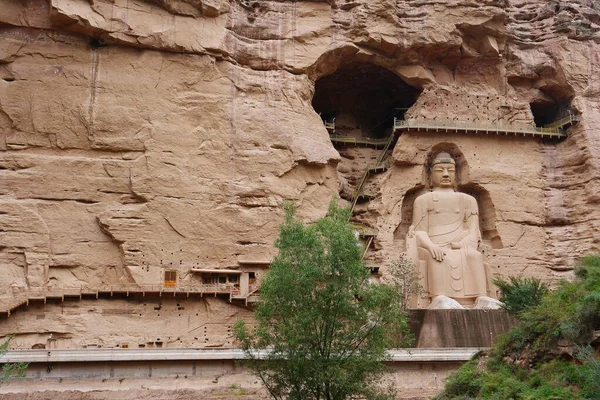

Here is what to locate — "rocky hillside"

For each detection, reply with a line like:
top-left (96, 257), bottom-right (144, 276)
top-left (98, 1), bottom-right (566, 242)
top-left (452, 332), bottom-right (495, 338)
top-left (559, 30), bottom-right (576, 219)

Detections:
top-left (1, 0), bottom-right (599, 348)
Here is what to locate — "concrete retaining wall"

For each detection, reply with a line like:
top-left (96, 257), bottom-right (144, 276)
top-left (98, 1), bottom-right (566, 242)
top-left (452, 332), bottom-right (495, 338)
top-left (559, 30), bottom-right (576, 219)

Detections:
top-left (410, 309), bottom-right (515, 348)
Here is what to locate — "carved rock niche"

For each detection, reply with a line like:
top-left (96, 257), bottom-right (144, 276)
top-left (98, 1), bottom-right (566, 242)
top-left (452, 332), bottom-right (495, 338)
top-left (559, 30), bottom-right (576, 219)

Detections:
top-left (396, 143), bottom-right (503, 251)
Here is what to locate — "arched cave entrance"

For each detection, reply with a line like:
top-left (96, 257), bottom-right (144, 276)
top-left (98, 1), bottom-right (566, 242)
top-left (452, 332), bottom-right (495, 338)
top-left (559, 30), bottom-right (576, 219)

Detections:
top-left (529, 84), bottom-right (575, 128)
top-left (312, 62), bottom-right (421, 138)
top-left (530, 100), bottom-right (575, 127)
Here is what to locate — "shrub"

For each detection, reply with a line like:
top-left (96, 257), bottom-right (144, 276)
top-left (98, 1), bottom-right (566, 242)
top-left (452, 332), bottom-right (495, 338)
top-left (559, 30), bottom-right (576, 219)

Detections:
top-left (493, 276), bottom-right (549, 316)
top-left (0, 336), bottom-right (28, 384)
top-left (436, 254), bottom-right (600, 399)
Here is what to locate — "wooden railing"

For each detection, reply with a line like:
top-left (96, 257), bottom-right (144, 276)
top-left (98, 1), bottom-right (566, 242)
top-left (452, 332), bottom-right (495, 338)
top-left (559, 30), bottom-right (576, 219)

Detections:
top-left (0, 295), bottom-right (30, 316)
top-left (543, 114), bottom-right (580, 130)
top-left (393, 117), bottom-right (575, 139)
top-left (324, 118), bottom-right (336, 133)
top-left (349, 133), bottom-right (396, 214)
top-left (329, 135), bottom-right (389, 147)
top-left (352, 223), bottom-right (378, 238)
top-left (0, 283), bottom-right (261, 316)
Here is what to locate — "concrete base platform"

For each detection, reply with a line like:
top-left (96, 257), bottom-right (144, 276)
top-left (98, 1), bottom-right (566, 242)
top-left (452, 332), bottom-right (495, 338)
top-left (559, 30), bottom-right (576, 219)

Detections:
top-left (410, 309), bottom-right (515, 348)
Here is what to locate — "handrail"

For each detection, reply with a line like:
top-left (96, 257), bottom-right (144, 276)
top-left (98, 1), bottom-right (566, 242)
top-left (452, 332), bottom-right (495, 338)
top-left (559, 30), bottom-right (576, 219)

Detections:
top-left (0, 283), bottom-right (260, 315)
top-left (323, 118), bottom-right (335, 133)
top-left (368, 160), bottom-right (388, 171)
top-left (362, 236), bottom-right (374, 260)
top-left (1, 295), bottom-right (29, 315)
top-left (329, 135), bottom-right (389, 146)
top-left (352, 223), bottom-right (378, 237)
top-left (393, 118), bottom-right (574, 139)
top-left (376, 132), bottom-right (396, 165)
top-left (349, 133), bottom-right (396, 214)
top-left (543, 114), bottom-right (580, 130)
top-left (349, 169), bottom-right (371, 213)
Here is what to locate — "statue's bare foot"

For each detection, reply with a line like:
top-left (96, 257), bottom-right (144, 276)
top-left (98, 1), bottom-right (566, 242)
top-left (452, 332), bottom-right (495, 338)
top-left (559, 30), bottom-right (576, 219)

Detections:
top-left (428, 295), bottom-right (464, 309)
top-left (474, 296), bottom-right (503, 309)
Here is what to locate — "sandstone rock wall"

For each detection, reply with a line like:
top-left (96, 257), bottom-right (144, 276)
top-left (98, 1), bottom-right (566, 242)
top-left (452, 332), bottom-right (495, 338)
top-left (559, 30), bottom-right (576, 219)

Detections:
top-left (1, 0), bottom-right (599, 347)
top-left (0, 296), bottom-right (253, 349)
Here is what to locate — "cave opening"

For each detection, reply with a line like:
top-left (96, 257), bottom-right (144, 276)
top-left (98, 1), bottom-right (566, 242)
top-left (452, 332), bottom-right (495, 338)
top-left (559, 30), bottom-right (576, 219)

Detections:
top-left (530, 101), bottom-right (559, 126)
top-left (530, 97), bottom-right (573, 127)
top-left (312, 62), bottom-right (421, 139)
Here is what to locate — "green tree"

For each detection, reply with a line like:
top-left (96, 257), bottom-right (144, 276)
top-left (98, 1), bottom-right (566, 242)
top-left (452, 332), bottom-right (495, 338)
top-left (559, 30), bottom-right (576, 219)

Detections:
top-left (0, 336), bottom-right (28, 384)
top-left (387, 253), bottom-right (423, 311)
top-left (234, 202), bottom-right (411, 400)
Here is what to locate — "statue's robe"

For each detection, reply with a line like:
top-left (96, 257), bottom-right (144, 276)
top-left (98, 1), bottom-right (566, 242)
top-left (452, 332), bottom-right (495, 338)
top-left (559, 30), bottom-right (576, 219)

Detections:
top-left (412, 191), bottom-right (487, 299)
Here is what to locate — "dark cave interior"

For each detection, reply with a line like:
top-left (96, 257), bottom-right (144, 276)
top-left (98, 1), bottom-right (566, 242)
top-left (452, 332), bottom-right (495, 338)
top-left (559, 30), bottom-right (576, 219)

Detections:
top-left (312, 62), bottom-right (421, 138)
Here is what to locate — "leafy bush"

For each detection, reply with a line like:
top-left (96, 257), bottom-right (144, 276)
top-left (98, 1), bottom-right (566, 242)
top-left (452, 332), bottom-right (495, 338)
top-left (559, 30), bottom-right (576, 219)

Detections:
top-left (436, 254), bottom-right (600, 399)
top-left (0, 336), bottom-right (28, 384)
top-left (493, 276), bottom-right (549, 316)
top-left (575, 345), bottom-right (600, 398)
top-left (439, 359), bottom-right (482, 399)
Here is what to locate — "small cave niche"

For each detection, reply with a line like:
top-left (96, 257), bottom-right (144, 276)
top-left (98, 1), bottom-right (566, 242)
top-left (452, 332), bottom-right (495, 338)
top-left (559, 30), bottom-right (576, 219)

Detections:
top-left (312, 62), bottom-right (421, 139)
top-left (89, 38), bottom-right (108, 49)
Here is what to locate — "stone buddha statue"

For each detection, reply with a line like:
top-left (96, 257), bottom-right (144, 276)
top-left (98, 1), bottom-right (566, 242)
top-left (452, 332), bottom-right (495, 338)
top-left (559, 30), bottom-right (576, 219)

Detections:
top-left (408, 152), bottom-right (498, 309)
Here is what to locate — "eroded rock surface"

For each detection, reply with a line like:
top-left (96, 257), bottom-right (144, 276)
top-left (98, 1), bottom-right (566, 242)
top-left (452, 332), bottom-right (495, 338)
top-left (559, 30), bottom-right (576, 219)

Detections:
top-left (1, 0), bottom-right (599, 347)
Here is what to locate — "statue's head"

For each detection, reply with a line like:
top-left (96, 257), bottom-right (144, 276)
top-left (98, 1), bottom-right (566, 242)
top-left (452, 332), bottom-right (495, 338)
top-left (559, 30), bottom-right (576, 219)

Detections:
top-left (430, 152), bottom-right (456, 189)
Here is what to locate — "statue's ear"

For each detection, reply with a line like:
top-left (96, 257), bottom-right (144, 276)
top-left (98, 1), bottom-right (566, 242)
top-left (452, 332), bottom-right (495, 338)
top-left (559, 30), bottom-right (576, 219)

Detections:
top-left (426, 167), bottom-right (430, 187)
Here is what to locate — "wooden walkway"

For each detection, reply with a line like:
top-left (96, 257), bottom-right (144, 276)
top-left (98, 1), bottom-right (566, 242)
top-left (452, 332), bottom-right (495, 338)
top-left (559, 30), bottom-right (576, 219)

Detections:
top-left (329, 135), bottom-right (390, 147)
top-left (393, 115), bottom-right (579, 139)
top-left (0, 284), bottom-right (260, 317)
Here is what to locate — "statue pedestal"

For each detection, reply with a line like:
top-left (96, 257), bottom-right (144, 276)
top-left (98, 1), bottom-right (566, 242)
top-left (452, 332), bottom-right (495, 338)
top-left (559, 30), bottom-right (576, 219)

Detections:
top-left (409, 309), bottom-right (515, 348)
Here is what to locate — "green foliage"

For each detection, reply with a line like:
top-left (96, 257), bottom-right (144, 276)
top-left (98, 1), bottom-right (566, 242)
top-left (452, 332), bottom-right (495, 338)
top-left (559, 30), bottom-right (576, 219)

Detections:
top-left (575, 345), bottom-right (600, 398)
top-left (436, 254), bottom-right (600, 400)
top-left (493, 276), bottom-right (549, 316)
top-left (499, 255), bottom-right (600, 360)
top-left (387, 253), bottom-right (423, 311)
top-left (437, 357), bottom-right (580, 400)
top-left (234, 201), bottom-right (411, 400)
top-left (0, 336), bottom-right (28, 384)
top-left (439, 359), bottom-right (482, 399)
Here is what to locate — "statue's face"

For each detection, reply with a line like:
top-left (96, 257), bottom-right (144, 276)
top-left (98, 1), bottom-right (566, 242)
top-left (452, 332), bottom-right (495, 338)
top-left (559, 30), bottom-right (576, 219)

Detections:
top-left (430, 162), bottom-right (456, 188)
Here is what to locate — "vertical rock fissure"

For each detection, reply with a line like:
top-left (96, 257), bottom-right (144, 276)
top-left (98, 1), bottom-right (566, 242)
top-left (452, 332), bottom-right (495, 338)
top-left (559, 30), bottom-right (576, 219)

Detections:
top-left (88, 48), bottom-right (100, 145)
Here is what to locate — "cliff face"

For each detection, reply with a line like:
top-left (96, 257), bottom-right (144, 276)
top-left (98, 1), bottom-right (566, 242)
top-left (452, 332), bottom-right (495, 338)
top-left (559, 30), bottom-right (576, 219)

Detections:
top-left (0, 0), bottom-right (599, 348)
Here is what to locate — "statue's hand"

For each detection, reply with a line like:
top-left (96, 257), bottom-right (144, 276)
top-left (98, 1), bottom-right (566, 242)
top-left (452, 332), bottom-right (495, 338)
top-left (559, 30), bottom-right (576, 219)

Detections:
top-left (450, 242), bottom-right (462, 249)
top-left (428, 245), bottom-right (446, 262)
